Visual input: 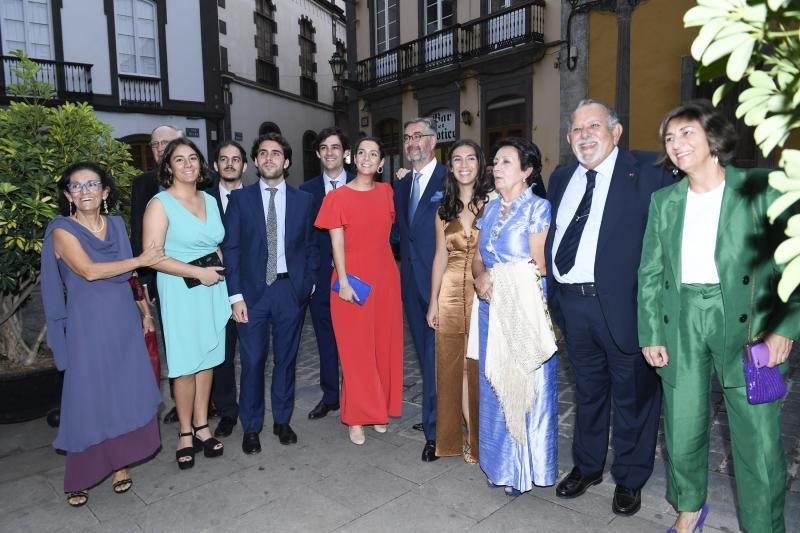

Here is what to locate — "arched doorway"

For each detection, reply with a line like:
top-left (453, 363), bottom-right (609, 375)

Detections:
top-left (484, 95), bottom-right (526, 156)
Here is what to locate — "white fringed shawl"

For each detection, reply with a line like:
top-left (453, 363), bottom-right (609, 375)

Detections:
top-left (474, 260), bottom-right (557, 444)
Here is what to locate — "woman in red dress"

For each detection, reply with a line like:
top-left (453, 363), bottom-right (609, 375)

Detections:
top-left (315, 137), bottom-right (403, 445)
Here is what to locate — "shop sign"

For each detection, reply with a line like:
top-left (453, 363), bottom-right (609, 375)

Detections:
top-left (431, 109), bottom-right (456, 142)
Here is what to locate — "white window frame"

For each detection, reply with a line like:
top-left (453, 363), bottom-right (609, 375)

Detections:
top-left (114, 0), bottom-right (159, 77)
top-left (373, 0), bottom-right (398, 54)
top-left (424, 0), bottom-right (453, 35)
top-left (0, 0), bottom-right (54, 59)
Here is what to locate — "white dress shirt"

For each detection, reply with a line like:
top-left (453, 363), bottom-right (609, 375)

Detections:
top-left (218, 182), bottom-right (242, 214)
top-left (681, 181), bottom-right (724, 284)
top-left (552, 147), bottom-right (619, 283)
top-left (323, 170), bottom-right (346, 195)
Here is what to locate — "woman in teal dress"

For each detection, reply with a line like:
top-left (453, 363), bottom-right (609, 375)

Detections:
top-left (143, 138), bottom-right (230, 469)
top-left (472, 137), bottom-right (558, 495)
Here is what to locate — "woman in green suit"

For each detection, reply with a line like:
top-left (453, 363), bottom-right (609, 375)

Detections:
top-left (638, 100), bottom-right (798, 533)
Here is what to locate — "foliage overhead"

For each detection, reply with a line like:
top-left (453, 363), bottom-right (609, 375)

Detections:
top-left (685, 0), bottom-right (800, 301)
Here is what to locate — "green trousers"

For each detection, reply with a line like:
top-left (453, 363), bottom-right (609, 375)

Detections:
top-left (663, 284), bottom-right (786, 533)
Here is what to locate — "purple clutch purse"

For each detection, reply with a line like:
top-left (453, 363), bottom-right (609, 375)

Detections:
top-left (743, 342), bottom-right (787, 405)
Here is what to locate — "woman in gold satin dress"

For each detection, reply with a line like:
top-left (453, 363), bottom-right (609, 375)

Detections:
top-left (426, 139), bottom-right (494, 460)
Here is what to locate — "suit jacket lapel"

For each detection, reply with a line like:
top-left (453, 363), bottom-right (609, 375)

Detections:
top-left (597, 150), bottom-right (636, 252)
top-left (396, 173), bottom-right (411, 229)
top-left (251, 182), bottom-right (268, 248)
top-left (411, 163), bottom-right (444, 228)
top-left (715, 166), bottom-right (746, 283)
top-left (664, 179), bottom-right (688, 289)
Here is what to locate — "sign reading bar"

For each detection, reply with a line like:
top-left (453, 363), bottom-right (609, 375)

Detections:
top-left (430, 109), bottom-right (456, 143)
top-left (185, 127), bottom-right (200, 138)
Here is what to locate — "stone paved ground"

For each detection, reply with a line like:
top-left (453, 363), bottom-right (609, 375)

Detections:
top-left (1, 310), bottom-right (798, 533)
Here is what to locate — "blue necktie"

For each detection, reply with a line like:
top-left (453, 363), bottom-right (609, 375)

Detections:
top-left (555, 169), bottom-right (597, 275)
top-left (408, 172), bottom-right (421, 222)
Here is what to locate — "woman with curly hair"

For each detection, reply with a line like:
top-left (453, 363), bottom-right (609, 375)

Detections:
top-left (143, 138), bottom-right (230, 469)
top-left (426, 139), bottom-right (493, 462)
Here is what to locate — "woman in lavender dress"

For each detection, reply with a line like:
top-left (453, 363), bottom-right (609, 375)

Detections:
top-left (471, 138), bottom-right (558, 495)
top-left (41, 162), bottom-right (164, 507)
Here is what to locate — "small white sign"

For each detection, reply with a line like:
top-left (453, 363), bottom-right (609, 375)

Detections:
top-left (430, 109), bottom-right (457, 143)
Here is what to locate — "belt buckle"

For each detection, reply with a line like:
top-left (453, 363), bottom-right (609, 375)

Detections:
top-left (580, 284), bottom-right (587, 296)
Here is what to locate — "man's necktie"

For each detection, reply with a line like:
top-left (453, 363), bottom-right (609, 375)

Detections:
top-left (330, 180), bottom-right (338, 190)
top-left (266, 187), bottom-right (278, 285)
top-left (408, 171), bottom-right (421, 222)
top-left (554, 169), bottom-right (597, 276)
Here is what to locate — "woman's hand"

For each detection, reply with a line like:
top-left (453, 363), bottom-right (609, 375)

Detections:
top-left (338, 283), bottom-right (359, 303)
top-left (426, 301), bottom-right (439, 329)
top-left (197, 266), bottom-right (225, 286)
top-left (763, 333), bottom-right (794, 368)
top-left (137, 241), bottom-right (166, 267)
top-left (142, 315), bottom-right (156, 334)
top-left (474, 271), bottom-right (493, 302)
top-left (642, 346), bottom-right (669, 367)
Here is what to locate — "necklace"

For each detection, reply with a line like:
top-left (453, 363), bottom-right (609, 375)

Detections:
top-left (72, 215), bottom-right (105, 234)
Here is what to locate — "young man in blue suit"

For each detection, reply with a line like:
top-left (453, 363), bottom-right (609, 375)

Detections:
top-left (545, 100), bottom-right (673, 515)
top-left (393, 117), bottom-right (446, 462)
top-left (222, 133), bottom-right (319, 453)
top-left (299, 127), bottom-right (353, 420)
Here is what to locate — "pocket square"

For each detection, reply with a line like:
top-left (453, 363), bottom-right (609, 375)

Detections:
top-left (430, 191), bottom-right (444, 203)
top-left (332, 274), bottom-right (372, 305)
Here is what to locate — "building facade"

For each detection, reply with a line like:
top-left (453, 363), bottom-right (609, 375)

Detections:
top-left (345, 0), bottom-right (563, 182)
top-left (0, 0), bottom-right (224, 171)
top-left (218, 0), bottom-right (346, 184)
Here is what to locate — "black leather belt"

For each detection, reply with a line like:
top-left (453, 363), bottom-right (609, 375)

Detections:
top-left (276, 272), bottom-right (289, 280)
top-left (560, 283), bottom-right (596, 296)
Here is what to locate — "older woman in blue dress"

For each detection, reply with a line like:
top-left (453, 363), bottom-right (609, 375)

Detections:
top-left (41, 162), bottom-right (165, 506)
top-left (471, 137), bottom-right (558, 495)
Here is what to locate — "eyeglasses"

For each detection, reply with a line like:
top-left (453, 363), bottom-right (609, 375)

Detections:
top-left (149, 139), bottom-right (172, 149)
top-left (403, 133), bottom-right (435, 143)
top-left (67, 180), bottom-right (103, 193)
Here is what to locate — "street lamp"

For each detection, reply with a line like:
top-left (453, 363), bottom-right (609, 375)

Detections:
top-left (329, 50), bottom-right (347, 105)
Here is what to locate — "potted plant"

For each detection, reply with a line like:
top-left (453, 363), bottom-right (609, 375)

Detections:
top-left (0, 52), bottom-right (137, 423)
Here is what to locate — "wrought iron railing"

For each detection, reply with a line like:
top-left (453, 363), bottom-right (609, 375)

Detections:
top-left (357, 0), bottom-right (545, 88)
top-left (1, 55), bottom-right (92, 100)
top-left (118, 74), bottom-right (162, 107)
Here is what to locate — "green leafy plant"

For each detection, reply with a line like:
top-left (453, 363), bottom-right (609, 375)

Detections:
top-left (0, 52), bottom-right (137, 366)
top-left (685, 0), bottom-right (800, 301)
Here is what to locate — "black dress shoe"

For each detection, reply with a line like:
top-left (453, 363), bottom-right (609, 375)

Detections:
top-left (214, 416), bottom-right (237, 438)
top-left (421, 440), bottom-right (438, 462)
top-left (162, 406), bottom-right (178, 424)
top-left (612, 485), bottom-right (641, 516)
top-left (412, 422), bottom-right (424, 432)
top-left (273, 423), bottom-right (298, 445)
top-left (242, 432), bottom-right (261, 455)
top-left (308, 400), bottom-right (340, 420)
top-left (555, 467), bottom-right (602, 499)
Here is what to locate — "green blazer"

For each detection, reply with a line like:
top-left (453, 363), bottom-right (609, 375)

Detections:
top-left (637, 166), bottom-right (800, 387)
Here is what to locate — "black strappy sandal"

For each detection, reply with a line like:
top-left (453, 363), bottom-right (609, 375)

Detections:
top-left (67, 490), bottom-right (88, 507)
top-left (176, 430), bottom-right (196, 470)
top-left (112, 477), bottom-right (132, 494)
top-left (192, 423), bottom-right (224, 458)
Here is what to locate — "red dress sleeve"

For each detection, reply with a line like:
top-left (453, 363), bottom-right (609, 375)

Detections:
top-left (382, 183), bottom-right (395, 224)
top-left (315, 188), bottom-right (347, 229)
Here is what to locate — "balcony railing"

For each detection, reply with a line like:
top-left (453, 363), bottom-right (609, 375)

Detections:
top-left (1, 55), bottom-right (92, 100)
top-left (118, 74), bottom-right (162, 107)
top-left (358, 0), bottom-right (545, 88)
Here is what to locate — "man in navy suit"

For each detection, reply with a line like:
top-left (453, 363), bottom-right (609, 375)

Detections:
top-left (545, 100), bottom-right (673, 515)
top-left (222, 133), bottom-right (319, 453)
top-left (393, 117), bottom-right (446, 462)
top-left (299, 127), bottom-right (354, 420)
top-left (208, 140), bottom-right (246, 438)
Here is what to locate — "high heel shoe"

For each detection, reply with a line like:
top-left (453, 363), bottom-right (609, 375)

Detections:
top-left (176, 431), bottom-right (195, 470)
top-left (667, 504), bottom-right (710, 533)
top-left (349, 425), bottom-right (366, 445)
top-left (192, 424), bottom-right (224, 458)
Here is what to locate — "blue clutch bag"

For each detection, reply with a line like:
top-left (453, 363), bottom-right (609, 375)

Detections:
top-left (332, 274), bottom-right (372, 305)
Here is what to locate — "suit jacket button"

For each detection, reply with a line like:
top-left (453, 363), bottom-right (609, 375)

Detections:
top-left (663, 315), bottom-right (669, 324)
top-left (742, 275), bottom-right (750, 285)
top-left (739, 314), bottom-right (747, 323)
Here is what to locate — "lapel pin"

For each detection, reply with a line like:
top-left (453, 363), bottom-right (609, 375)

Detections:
top-left (629, 172), bottom-right (635, 177)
